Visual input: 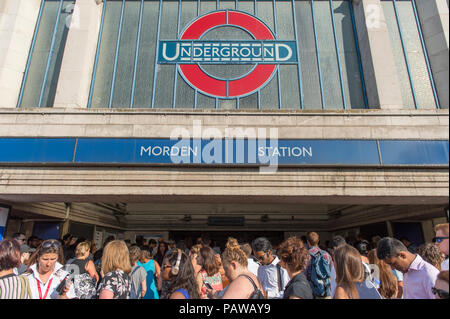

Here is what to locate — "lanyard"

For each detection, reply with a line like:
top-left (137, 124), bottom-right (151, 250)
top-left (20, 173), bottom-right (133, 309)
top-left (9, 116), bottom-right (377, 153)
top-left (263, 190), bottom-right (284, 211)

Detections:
top-left (37, 278), bottom-right (53, 300)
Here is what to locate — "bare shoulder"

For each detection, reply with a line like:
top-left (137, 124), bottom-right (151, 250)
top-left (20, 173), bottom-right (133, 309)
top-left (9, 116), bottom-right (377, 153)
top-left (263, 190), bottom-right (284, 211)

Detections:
top-left (334, 286), bottom-right (349, 299)
top-left (170, 291), bottom-right (187, 299)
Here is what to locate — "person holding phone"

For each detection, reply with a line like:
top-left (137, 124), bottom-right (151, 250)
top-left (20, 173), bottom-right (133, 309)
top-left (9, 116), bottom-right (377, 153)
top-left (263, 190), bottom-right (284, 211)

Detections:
top-left (25, 239), bottom-right (75, 299)
top-left (195, 246), bottom-right (223, 299)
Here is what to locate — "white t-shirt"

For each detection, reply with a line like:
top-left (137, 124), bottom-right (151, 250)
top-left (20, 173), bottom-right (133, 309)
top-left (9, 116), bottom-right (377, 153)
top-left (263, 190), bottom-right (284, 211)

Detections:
top-left (247, 258), bottom-right (260, 277)
top-left (441, 258), bottom-right (449, 271)
top-left (26, 262), bottom-right (76, 299)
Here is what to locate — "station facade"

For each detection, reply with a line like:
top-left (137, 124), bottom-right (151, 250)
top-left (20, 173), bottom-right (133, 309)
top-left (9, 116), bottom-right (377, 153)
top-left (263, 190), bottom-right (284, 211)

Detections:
top-left (0, 0), bottom-right (448, 248)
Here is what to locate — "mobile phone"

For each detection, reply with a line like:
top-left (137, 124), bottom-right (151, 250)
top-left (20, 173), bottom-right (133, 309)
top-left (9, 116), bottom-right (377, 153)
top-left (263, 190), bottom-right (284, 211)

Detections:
top-left (56, 275), bottom-right (70, 295)
top-left (204, 282), bottom-right (213, 290)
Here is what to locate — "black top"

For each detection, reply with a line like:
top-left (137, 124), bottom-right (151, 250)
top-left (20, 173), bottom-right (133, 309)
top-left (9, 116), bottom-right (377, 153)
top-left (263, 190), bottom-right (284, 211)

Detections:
top-left (283, 272), bottom-right (314, 299)
top-left (67, 258), bottom-right (88, 275)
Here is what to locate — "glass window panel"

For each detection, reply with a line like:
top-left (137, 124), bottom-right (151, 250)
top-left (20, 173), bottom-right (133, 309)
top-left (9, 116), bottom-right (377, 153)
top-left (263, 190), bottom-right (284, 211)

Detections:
top-left (276, 1), bottom-right (294, 40)
top-left (112, 1), bottom-right (140, 108)
top-left (176, 1), bottom-right (197, 108)
top-left (20, 0), bottom-right (72, 108)
top-left (197, 92), bottom-right (216, 109)
top-left (396, 1), bottom-right (436, 109)
top-left (238, 1), bottom-right (255, 15)
top-left (220, 99), bottom-right (237, 109)
top-left (133, 0), bottom-right (159, 108)
top-left (219, 1), bottom-right (236, 10)
top-left (239, 92), bottom-right (258, 109)
top-left (295, 1), bottom-right (321, 110)
top-left (91, 1), bottom-right (122, 108)
top-left (87, 0), bottom-right (365, 111)
top-left (154, 0), bottom-right (179, 108)
top-left (315, 1), bottom-right (343, 109)
top-left (280, 65), bottom-right (300, 109)
top-left (256, 0), bottom-right (279, 109)
top-left (260, 71), bottom-right (280, 109)
top-left (333, 1), bottom-right (365, 109)
top-left (257, 1), bottom-right (274, 32)
top-left (382, 1), bottom-right (415, 109)
top-left (200, 0), bottom-right (216, 14)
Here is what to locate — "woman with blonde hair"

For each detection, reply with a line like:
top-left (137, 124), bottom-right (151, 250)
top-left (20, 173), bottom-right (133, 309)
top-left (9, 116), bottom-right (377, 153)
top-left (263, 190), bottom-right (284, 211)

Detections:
top-left (333, 244), bottom-right (381, 299)
top-left (208, 238), bottom-right (265, 299)
top-left (367, 249), bottom-right (398, 299)
top-left (97, 240), bottom-right (132, 299)
top-left (65, 241), bottom-right (99, 299)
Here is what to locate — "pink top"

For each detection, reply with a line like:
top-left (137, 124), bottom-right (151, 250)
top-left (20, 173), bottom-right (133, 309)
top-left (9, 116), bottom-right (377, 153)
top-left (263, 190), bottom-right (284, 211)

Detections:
top-left (403, 255), bottom-right (440, 299)
top-left (200, 270), bottom-right (223, 299)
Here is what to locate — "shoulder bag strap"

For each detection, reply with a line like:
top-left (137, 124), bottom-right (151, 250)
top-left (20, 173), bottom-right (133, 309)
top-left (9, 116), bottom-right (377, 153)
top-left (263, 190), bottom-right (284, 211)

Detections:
top-left (240, 274), bottom-right (259, 291)
top-left (276, 263), bottom-right (282, 292)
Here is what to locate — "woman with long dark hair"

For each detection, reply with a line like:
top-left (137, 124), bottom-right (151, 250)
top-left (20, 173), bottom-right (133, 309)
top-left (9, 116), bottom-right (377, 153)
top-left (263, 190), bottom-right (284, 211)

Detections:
top-left (154, 241), bottom-right (168, 267)
top-left (333, 244), bottom-right (381, 299)
top-left (161, 249), bottom-right (200, 299)
top-left (195, 246), bottom-right (223, 299)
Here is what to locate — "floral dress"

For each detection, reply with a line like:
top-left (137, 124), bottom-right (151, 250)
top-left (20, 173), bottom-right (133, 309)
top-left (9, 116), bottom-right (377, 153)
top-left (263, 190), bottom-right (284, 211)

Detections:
top-left (97, 269), bottom-right (131, 299)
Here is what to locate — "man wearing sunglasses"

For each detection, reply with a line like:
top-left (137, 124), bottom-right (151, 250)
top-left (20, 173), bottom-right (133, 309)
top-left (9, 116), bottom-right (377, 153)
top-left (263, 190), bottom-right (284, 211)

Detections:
top-left (252, 237), bottom-right (290, 299)
top-left (434, 223), bottom-right (449, 271)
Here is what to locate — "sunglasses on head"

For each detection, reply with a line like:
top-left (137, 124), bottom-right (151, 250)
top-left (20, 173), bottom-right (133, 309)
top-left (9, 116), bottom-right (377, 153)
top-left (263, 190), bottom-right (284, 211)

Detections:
top-left (41, 240), bottom-right (61, 249)
top-left (432, 287), bottom-right (449, 299)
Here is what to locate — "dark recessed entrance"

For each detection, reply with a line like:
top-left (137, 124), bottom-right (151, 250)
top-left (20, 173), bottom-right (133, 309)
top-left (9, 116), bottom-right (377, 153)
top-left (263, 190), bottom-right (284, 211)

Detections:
top-left (170, 231), bottom-right (285, 252)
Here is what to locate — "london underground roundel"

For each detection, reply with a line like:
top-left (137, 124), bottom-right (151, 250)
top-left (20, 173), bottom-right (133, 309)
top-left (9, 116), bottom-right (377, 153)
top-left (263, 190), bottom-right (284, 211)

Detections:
top-left (158, 10), bottom-right (298, 99)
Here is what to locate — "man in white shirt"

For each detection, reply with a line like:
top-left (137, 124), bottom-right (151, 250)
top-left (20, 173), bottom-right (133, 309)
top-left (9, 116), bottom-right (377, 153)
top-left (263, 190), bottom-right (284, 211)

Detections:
top-left (252, 237), bottom-right (290, 299)
top-left (434, 223), bottom-right (449, 271)
top-left (240, 243), bottom-right (260, 276)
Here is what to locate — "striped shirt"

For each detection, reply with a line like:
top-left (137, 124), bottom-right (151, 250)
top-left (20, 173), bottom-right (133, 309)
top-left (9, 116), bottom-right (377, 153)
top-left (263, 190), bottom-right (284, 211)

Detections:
top-left (0, 274), bottom-right (32, 299)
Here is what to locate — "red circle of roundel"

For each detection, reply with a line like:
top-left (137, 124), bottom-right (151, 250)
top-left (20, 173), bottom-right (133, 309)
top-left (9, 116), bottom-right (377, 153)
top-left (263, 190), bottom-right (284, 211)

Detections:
top-left (179, 11), bottom-right (276, 98)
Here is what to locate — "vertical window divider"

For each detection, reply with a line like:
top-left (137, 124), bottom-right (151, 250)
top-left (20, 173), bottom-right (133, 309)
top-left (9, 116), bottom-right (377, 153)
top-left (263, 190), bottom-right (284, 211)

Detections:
top-left (195, 0), bottom-right (200, 109)
top-left (273, 0), bottom-right (282, 110)
top-left (151, 0), bottom-right (163, 108)
top-left (17, 0), bottom-right (46, 108)
top-left (215, 0), bottom-right (219, 109)
top-left (173, 0), bottom-right (182, 109)
top-left (411, 0), bottom-right (440, 109)
top-left (38, 0), bottom-right (64, 108)
top-left (348, 0), bottom-right (368, 109)
top-left (291, 0), bottom-right (304, 110)
top-left (392, 0), bottom-right (418, 109)
top-left (108, 0), bottom-right (126, 109)
top-left (311, 0), bottom-right (325, 110)
top-left (88, 0), bottom-right (107, 109)
top-left (255, 0), bottom-right (261, 110)
top-left (130, 0), bottom-right (145, 109)
top-left (330, 0), bottom-right (347, 109)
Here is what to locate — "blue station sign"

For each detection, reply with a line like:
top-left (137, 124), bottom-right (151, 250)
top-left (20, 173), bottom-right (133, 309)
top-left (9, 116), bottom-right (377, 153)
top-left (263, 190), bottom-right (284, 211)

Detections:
top-left (0, 138), bottom-right (448, 167)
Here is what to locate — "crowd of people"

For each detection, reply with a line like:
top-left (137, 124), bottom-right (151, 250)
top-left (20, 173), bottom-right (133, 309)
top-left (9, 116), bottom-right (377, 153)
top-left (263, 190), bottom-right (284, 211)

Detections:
top-left (0, 223), bottom-right (448, 300)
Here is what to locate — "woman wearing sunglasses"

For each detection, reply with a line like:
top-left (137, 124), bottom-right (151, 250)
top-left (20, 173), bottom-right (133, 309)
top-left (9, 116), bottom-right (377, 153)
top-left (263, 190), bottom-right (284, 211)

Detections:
top-left (25, 239), bottom-right (75, 299)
